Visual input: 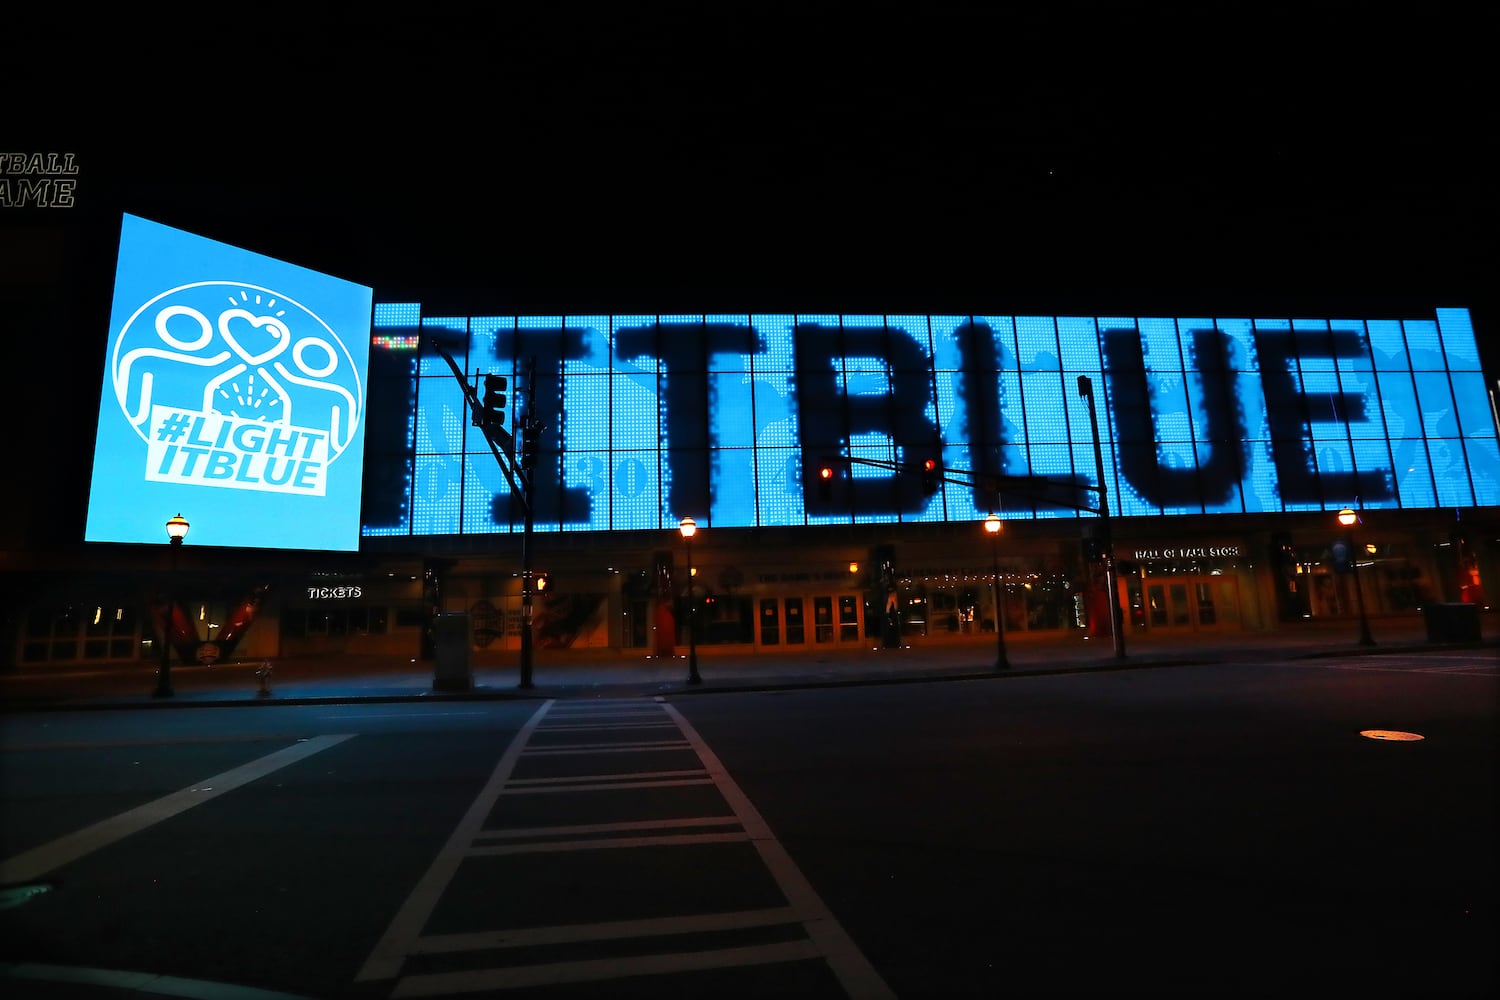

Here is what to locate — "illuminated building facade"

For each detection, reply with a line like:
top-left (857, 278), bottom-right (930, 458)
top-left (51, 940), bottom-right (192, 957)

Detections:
top-left (12, 216), bottom-right (1500, 669)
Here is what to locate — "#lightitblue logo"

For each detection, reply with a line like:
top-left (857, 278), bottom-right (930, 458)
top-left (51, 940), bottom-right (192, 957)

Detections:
top-left (87, 215), bottom-right (373, 551)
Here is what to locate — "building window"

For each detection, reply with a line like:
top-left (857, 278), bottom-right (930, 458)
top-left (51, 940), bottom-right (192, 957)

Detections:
top-left (281, 606), bottom-right (389, 639)
top-left (18, 604), bottom-right (141, 665)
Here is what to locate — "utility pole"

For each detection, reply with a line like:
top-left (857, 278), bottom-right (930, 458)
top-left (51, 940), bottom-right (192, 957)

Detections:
top-left (1078, 375), bottom-right (1126, 660)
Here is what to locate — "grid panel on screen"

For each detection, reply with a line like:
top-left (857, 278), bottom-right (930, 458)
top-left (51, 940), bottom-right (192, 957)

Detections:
top-left (1436, 308), bottom-right (1480, 369)
top-left (612, 450), bottom-right (659, 530)
top-left (1465, 439), bottom-right (1500, 505)
top-left (568, 316), bottom-right (611, 372)
top-left (710, 447), bottom-right (758, 527)
top-left (1402, 320), bottom-right (1444, 367)
top-left (710, 372), bottom-right (757, 449)
top-left (462, 454), bottom-right (512, 534)
top-left (419, 318), bottom-right (467, 377)
top-left (412, 453), bottom-right (463, 534)
top-left (1015, 316), bottom-right (1060, 371)
top-left (894, 316), bottom-right (937, 371)
top-left (1057, 316), bottom-right (1101, 371)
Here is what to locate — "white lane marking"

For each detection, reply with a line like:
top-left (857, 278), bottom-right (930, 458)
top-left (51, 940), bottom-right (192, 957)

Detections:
top-left (410, 906), bottom-right (801, 953)
top-left (497, 777), bottom-right (714, 794)
top-left (391, 940), bottom-right (823, 997)
top-left (2, 961), bottom-right (318, 999)
top-left (504, 768), bottom-right (705, 786)
top-left (467, 831), bottom-right (751, 856)
top-left (318, 711), bottom-right (491, 720)
top-left (663, 702), bottom-right (898, 1000)
top-left (1301, 660), bottom-right (1496, 674)
top-left (477, 816), bottom-right (739, 840)
top-left (540, 721), bottom-right (679, 731)
top-left (0, 735), bottom-right (354, 885)
top-left (521, 740), bottom-right (692, 754)
top-left (355, 700), bottom-right (555, 983)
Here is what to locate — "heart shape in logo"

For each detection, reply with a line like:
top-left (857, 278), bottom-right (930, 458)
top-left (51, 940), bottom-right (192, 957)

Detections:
top-left (218, 308), bottom-right (291, 366)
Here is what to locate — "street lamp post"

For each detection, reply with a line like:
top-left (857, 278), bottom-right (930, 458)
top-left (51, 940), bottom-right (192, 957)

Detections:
top-left (679, 516), bottom-right (702, 685)
top-left (1337, 507), bottom-right (1376, 647)
top-left (154, 513), bottom-right (190, 698)
top-left (984, 513), bottom-right (1010, 670)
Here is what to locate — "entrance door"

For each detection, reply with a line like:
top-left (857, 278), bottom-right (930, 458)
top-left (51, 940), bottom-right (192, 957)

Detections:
top-left (1144, 576), bottom-right (1239, 631)
top-left (813, 596), bottom-right (835, 643)
top-left (759, 598), bottom-right (780, 646)
top-left (838, 595), bottom-right (860, 641)
top-left (784, 598), bottom-right (806, 644)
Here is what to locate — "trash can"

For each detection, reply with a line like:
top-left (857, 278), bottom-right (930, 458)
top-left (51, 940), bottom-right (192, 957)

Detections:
top-left (1423, 603), bottom-right (1481, 643)
top-left (432, 613), bottom-right (473, 690)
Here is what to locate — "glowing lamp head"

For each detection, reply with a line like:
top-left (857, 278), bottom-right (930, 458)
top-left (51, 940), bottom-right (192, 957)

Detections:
top-left (165, 513), bottom-right (190, 544)
top-left (984, 512), bottom-right (1002, 537)
top-left (1337, 507), bottom-right (1358, 528)
top-left (678, 516), bottom-right (697, 540)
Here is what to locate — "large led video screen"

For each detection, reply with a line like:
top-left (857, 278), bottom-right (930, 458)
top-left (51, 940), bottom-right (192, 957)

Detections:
top-left (361, 307), bottom-right (1498, 538)
top-left (86, 215), bottom-right (374, 550)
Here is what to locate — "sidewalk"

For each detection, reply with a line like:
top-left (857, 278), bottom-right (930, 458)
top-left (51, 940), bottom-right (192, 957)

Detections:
top-left (3, 613), bottom-right (1496, 712)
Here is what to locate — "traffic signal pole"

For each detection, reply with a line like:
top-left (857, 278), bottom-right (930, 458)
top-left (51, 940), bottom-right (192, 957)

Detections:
top-left (428, 340), bottom-right (540, 688)
top-left (1078, 376), bottom-right (1126, 660)
top-left (519, 449), bottom-right (535, 689)
top-left (518, 371), bottom-right (538, 688)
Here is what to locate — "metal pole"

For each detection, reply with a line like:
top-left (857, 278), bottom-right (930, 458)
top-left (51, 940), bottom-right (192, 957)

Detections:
top-left (685, 536), bottom-right (701, 684)
top-left (991, 537), bottom-right (1010, 670)
top-left (519, 454), bottom-right (535, 689)
top-left (153, 537), bottom-right (182, 698)
top-left (1350, 547), bottom-right (1376, 647)
top-left (1078, 376), bottom-right (1126, 659)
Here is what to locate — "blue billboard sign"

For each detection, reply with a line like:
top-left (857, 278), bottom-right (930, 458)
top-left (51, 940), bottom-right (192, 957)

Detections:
top-left (86, 215), bottom-right (374, 550)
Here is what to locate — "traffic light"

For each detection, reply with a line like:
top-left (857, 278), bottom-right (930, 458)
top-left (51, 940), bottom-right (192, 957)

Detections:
top-left (480, 373), bottom-right (508, 427)
top-left (922, 458), bottom-right (939, 495)
top-left (817, 464), bottom-right (834, 501)
top-left (520, 419), bottom-right (539, 471)
top-left (534, 571), bottom-right (551, 594)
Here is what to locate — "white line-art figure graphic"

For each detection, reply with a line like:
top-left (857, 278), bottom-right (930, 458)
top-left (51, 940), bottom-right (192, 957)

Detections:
top-left (111, 283), bottom-right (364, 464)
top-left (110, 282), bottom-right (365, 500)
top-left (116, 303), bottom-right (232, 426)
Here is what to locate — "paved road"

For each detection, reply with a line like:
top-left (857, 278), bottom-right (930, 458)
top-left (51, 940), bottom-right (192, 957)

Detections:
top-left (3, 642), bottom-right (1495, 997)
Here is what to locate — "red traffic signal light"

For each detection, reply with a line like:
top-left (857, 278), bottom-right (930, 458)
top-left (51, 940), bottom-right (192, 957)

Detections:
top-left (816, 464), bottom-right (834, 500)
top-left (922, 458), bottom-right (939, 495)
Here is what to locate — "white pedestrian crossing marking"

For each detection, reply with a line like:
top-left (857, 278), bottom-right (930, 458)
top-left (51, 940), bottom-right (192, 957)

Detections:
top-left (357, 698), bottom-right (895, 997)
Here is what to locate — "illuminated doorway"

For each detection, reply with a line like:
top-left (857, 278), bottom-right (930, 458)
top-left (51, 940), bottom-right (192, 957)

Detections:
top-left (1134, 576), bottom-right (1240, 631)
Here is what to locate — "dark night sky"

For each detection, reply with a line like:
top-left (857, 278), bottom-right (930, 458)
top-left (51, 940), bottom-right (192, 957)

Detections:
top-left (12, 3), bottom-right (1494, 315)
top-left (5, 4), bottom-right (1497, 412)
top-left (3, 3), bottom-right (1493, 548)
